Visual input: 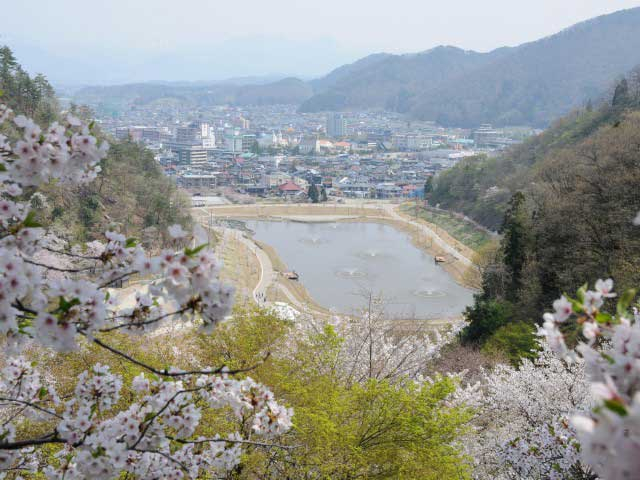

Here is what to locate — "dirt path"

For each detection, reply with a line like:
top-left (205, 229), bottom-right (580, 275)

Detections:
top-left (382, 204), bottom-right (473, 266)
top-left (206, 223), bottom-right (330, 318)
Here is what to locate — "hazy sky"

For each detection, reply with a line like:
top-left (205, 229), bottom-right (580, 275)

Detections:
top-left (3, 0), bottom-right (640, 85)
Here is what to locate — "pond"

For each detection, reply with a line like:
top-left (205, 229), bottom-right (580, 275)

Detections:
top-left (245, 220), bottom-right (474, 318)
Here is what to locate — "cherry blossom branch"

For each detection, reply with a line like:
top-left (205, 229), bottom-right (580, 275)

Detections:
top-left (0, 433), bottom-right (64, 450)
top-left (42, 245), bottom-right (102, 260)
top-left (88, 335), bottom-right (270, 377)
top-left (99, 307), bottom-right (192, 332)
top-left (12, 299), bottom-right (37, 315)
top-left (131, 448), bottom-right (189, 471)
top-left (131, 387), bottom-right (205, 449)
top-left (98, 270), bottom-right (138, 288)
top-left (22, 258), bottom-right (94, 273)
top-left (169, 436), bottom-right (296, 450)
top-left (0, 397), bottom-right (63, 420)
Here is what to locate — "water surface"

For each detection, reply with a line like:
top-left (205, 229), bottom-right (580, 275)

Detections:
top-left (246, 221), bottom-right (473, 318)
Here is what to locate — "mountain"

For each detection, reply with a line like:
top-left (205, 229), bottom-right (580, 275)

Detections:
top-left (454, 77), bottom-right (640, 359)
top-left (72, 77), bottom-right (313, 114)
top-left (232, 77), bottom-right (313, 105)
top-left (301, 46), bottom-right (513, 113)
top-left (309, 53), bottom-right (393, 92)
top-left (426, 68), bottom-right (640, 231)
top-left (300, 7), bottom-right (640, 127)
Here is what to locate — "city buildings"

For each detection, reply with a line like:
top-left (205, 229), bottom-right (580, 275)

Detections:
top-left (91, 102), bottom-right (531, 202)
top-left (326, 113), bottom-right (347, 138)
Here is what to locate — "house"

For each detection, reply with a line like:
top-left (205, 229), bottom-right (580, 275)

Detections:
top-left (375, 182), bottom-right (402, 199)
top-left (278, 180), bottom-right (303, 196)
top-left (334, 141), bottom-right (351, 151)
top-left (402, 184), bottom-right (419, 197)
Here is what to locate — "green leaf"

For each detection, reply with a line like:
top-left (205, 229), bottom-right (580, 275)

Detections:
top-left (576, 284), bottom-right (588, 303)
top-left (617, 289), bottom-right (637, 316)
top-left (0, 89), bottom-right (3, 98)
top-left (595, 312), bottom-right (613, 324)
top-left (58, 296), bottom-right (81, 313)
top-left (568, 297), bottom-right (584, 314)
top-left (91, 445), bottom-right (106, 458)
top-left (600, 352), bottom-right (615, 364)
top-left (185, 243), bottom-right (208, 257)
top-left (23, 211), bottom-right (42, 228)
top-left (38, 387), bottom-right (48, 400)
top-left (0, 163), bottom-right (7, 172)
top-left (143, 412), bottom-right (155, 422)
top-left (604, 399), bottom-right (628, 416)
top-left (125, 237), bottom-right (138, 248)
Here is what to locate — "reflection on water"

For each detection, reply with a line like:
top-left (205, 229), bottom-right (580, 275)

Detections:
top-left (246, 221), bottom-right (473, 318)
top-left (335, 267), bottom-right (368, 279)
top-left (298, 236), bottom-right (327, 246)
top-left (412, 288), bottom-right (447, 299)
top-left (355, 248), bottom-right (390, 260)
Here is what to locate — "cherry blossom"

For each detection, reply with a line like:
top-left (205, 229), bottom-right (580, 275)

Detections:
top-left (303, 294), bottom-right (466, 384)
top-left (0, 106), bottom-right (292, 478)
top-left (539, 278), bottom-right (640, 480)
top-left (455, 343), bottom-right (592, 479)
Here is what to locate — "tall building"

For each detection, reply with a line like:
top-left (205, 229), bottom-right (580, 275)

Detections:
top-left (241, 134), bottom-right (257, 153)
top-left (473, 124), bottom-right (502, 147)
top-left (326, 113), bottom-right (347, 138)
top-left (176, 125), bottom-right (201, 145)
top-left (167, 122), bottom-right (215, 164)
top-left (298, 135), bottom-right (318, 155)
top-left (224, 134), bottom-right (243, 153)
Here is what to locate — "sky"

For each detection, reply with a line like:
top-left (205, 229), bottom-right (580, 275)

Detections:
top-left (2, 0), bottom-right (640, 85)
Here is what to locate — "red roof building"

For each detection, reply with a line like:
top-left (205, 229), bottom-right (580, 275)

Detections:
top-left (278, 180), bottom-right (303, 195)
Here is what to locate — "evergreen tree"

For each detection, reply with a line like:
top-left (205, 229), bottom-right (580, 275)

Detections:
top-left (0, 45), bottom-right (58, 123)
top-left (250, 140), bottom-right (261, 155)
top-left (612, 78), bottom-right (630, 107)
top-left (0, 46), bottom-right (18, 97)
top-left (500, 191), bottom-right (530, 301)
top-left (423, 176), bottom-right (433, 198)
top-left (308, 183), bottom-right (319, 203)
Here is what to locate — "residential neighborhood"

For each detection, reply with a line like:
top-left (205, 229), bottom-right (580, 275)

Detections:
top-left (93, 103), bottom-right (537, 203)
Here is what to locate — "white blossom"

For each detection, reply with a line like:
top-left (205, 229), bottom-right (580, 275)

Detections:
top-left (538, 279), bottom-right (640, 480)
top-left (0, 108), bottom-right (291, 478)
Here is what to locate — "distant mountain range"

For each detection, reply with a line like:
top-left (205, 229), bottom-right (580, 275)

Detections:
top-left (71, 78), bottom-right (313, 114)
top-left (73, 7), bottom-right (640, 127)
top-left (302, 7), bottom-right (640, 126)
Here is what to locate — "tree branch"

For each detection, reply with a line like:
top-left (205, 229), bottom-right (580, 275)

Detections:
top-left (88, 335), bottom-right (269, 377)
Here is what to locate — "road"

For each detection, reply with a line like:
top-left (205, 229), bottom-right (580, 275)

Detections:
top-left (207, 223), bottom-right (324, 316)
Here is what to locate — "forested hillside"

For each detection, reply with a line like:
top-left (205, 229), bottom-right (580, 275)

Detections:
top-left (0, 46), bottom-right (58, 125)
top-left (301, 7), bottom-right (640, 127)
top-left (0, 46), bottom-right (190, 245)
top-left (453, 74), bottom-right (640, 361)
top-left (301, 46), bottom-right (509, 113)
top-left (428, 72), bottom-right (640, 230)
